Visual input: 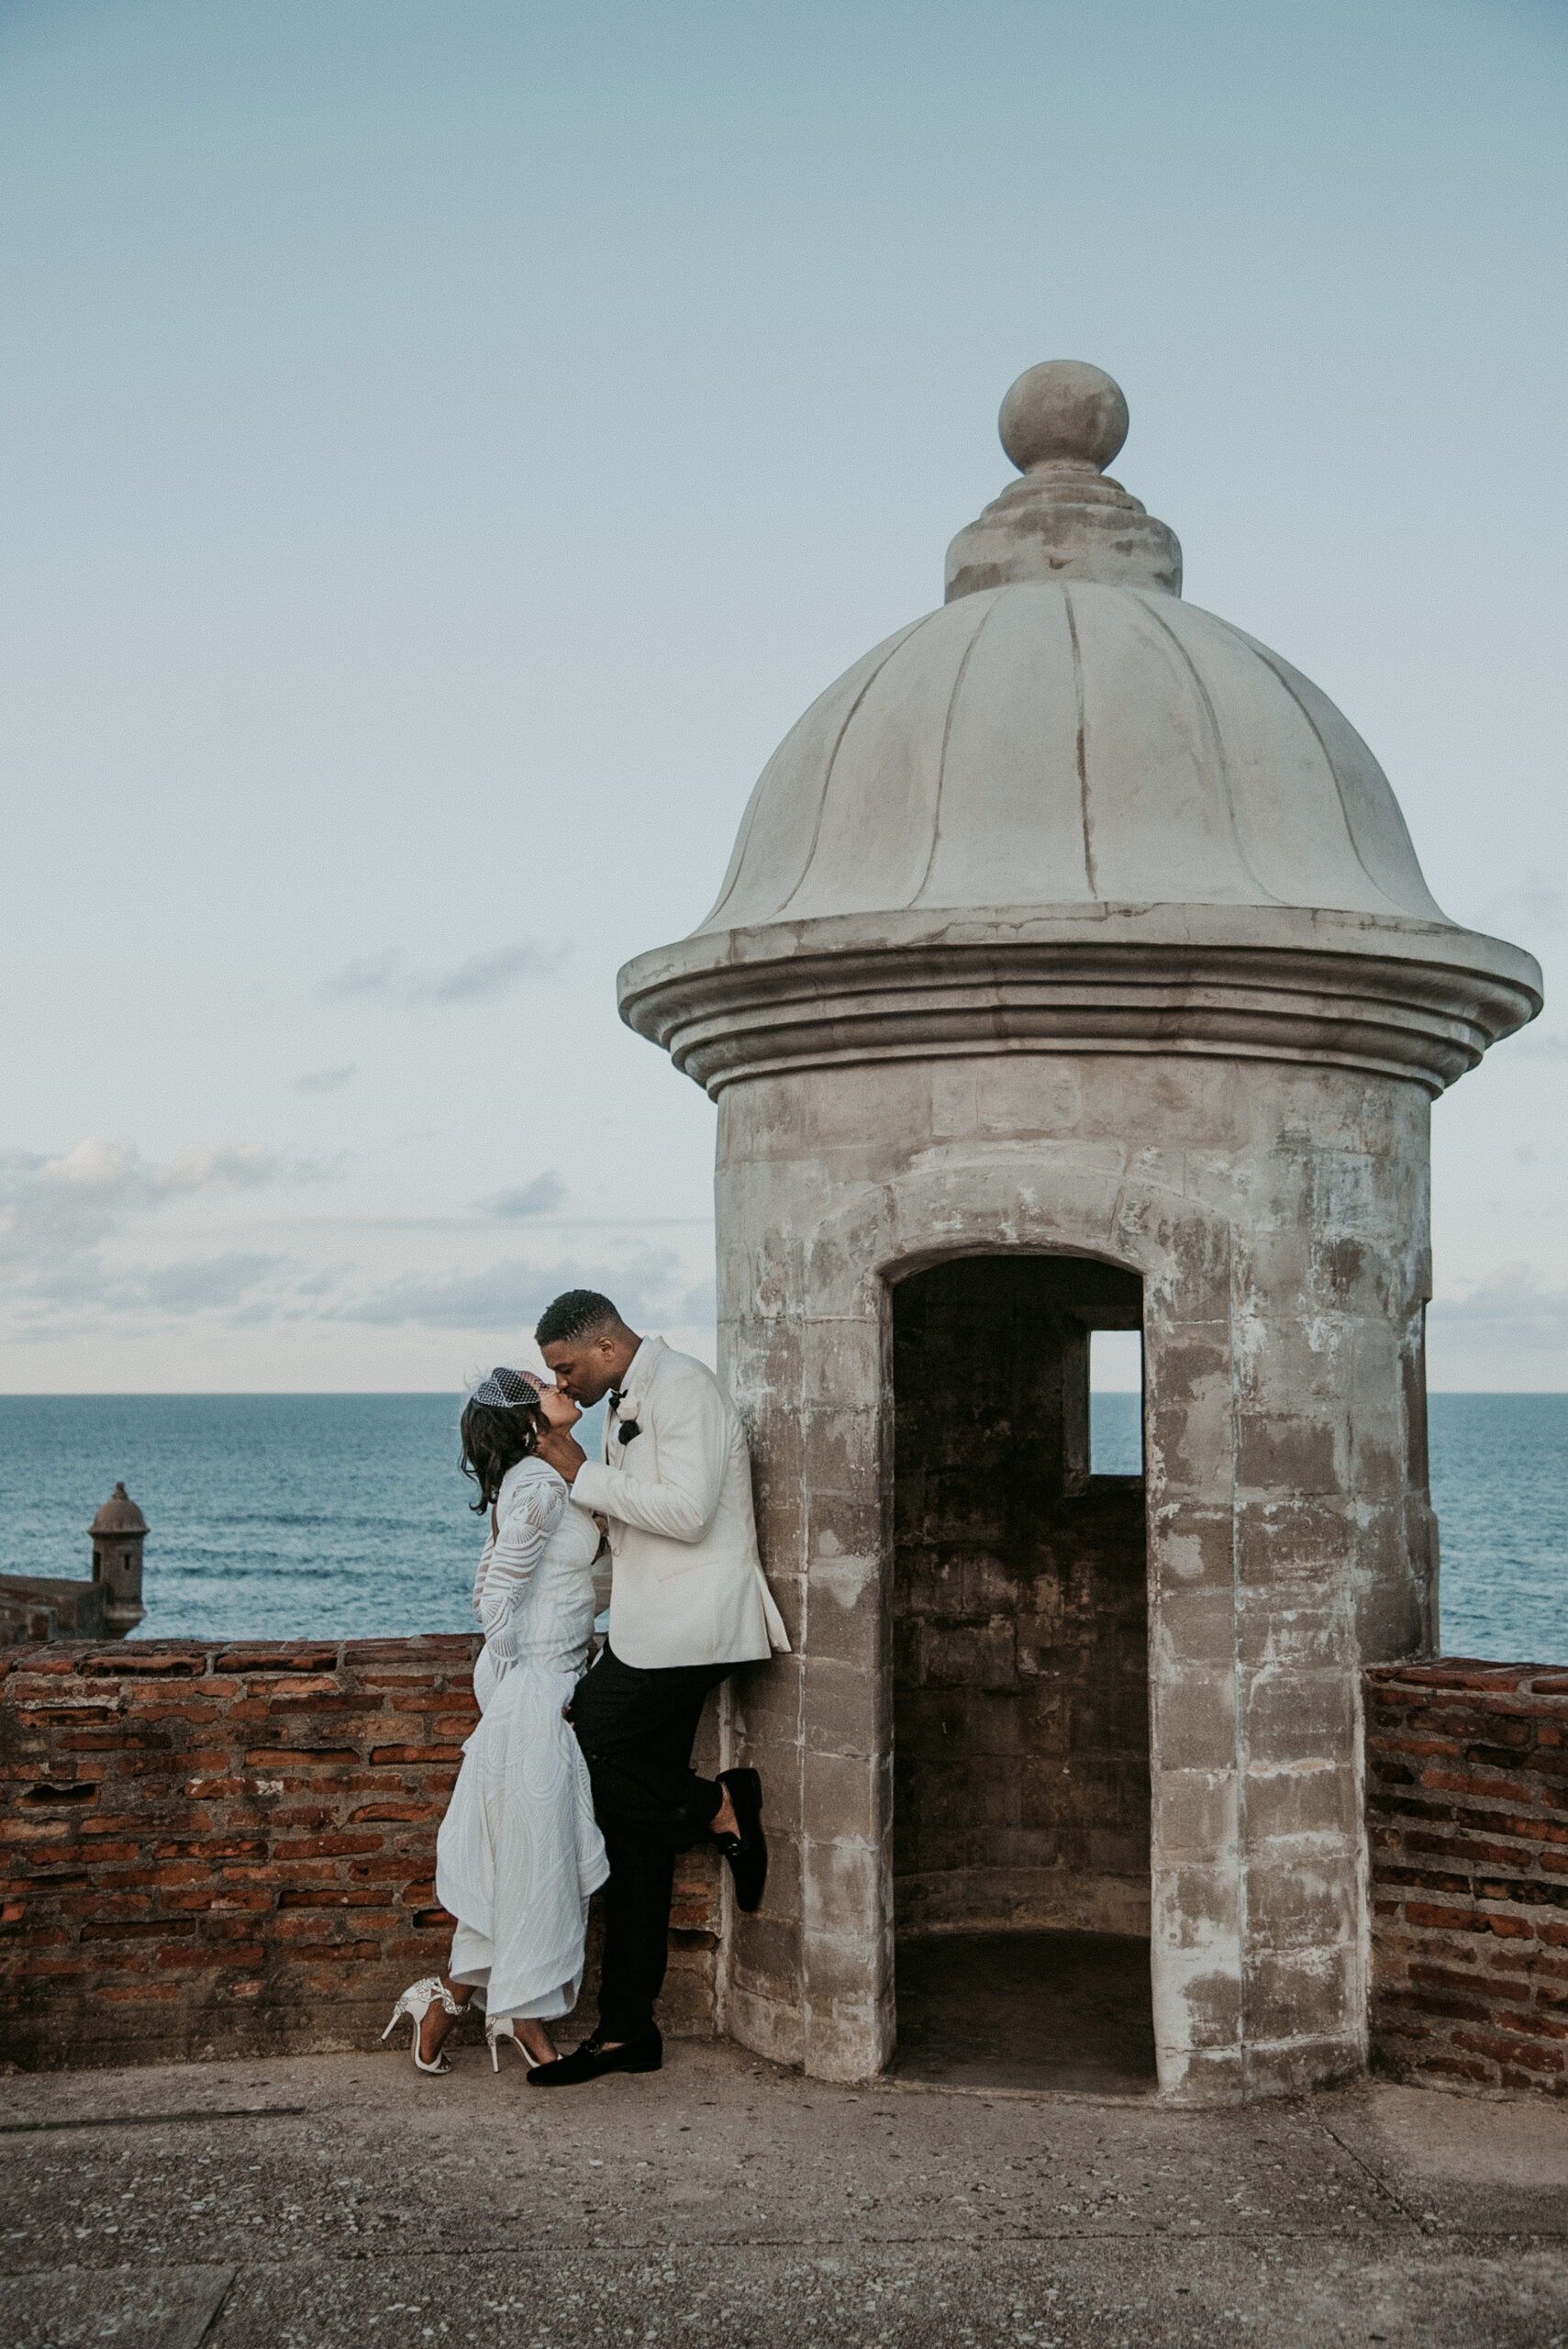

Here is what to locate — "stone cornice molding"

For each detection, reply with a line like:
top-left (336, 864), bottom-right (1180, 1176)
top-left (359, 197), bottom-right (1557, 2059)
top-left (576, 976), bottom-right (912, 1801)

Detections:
top-left (617, 904), bottom-right (1542, 1099)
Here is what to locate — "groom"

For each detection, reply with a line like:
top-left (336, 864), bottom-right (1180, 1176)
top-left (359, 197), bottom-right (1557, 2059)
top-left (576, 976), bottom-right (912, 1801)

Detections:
top-left (530, 1287), bottom-right (788, 2086)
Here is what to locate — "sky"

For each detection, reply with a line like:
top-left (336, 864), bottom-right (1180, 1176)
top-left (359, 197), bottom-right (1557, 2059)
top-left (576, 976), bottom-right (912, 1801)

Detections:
top-left (1, 0), bottom-right (1563, 1395)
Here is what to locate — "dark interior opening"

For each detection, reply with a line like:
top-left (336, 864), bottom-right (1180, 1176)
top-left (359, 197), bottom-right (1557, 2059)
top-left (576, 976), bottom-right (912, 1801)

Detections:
top-left (889, 1252), bottom-right (1155, 2092)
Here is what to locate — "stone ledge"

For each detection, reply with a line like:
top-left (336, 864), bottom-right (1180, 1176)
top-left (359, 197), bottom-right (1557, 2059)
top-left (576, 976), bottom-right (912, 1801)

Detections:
top-left (618, 904), bottom-right (1541, 1097)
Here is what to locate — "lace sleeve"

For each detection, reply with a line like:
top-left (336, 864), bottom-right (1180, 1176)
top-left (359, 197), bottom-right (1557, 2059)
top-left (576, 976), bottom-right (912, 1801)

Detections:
top-left (472, 1526), bottom-right (495, 1626)
top-left (476, 1469), bottom-right (567, 1660)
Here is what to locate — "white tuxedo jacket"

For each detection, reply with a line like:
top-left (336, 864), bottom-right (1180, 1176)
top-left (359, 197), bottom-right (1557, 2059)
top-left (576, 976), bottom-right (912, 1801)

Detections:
top-left (568, 1337), bottom-right (789, 1671)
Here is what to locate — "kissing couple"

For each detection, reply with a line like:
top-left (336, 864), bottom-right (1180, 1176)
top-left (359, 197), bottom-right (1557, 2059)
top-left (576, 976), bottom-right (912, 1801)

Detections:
top-left (384, 1287), bottom-right (789, 2085)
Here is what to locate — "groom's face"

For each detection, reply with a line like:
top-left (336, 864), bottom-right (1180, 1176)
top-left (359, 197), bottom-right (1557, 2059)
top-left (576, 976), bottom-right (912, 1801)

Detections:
top-left (541, 1330), bottom-right (620, 1407)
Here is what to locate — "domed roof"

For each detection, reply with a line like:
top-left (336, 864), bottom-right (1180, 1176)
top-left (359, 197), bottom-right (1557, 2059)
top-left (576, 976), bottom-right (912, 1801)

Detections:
top-left (619, 362), bottom-right (1540, 1097)
top-left (700, 362), bottom-right (1442, 935)
top-left (90, 1482), bottom-right (147, 1535)
top-left (699, 582), bottom-right (1447, 932)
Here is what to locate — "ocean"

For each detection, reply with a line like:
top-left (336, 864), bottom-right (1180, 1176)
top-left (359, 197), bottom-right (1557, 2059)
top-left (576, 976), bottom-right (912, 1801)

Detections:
top-left (0, 1392), bottom-right (1562, 1663)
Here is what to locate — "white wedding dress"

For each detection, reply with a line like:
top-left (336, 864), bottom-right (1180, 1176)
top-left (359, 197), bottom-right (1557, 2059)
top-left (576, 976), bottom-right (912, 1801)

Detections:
top-left (435, 1455), bottom-right (608, 2021)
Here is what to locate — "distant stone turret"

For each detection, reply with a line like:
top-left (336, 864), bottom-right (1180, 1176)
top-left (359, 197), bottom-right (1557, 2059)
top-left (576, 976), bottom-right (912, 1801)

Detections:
top-left (0, 1481), bottom-right (148, 1646)
top-left (89, 1484), bottom-right (148, 1637)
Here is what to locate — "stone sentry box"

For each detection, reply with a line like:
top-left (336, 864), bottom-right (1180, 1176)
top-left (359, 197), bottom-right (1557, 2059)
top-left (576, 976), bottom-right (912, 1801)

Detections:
top-left (617, 362), bottom-right (1542, 2099)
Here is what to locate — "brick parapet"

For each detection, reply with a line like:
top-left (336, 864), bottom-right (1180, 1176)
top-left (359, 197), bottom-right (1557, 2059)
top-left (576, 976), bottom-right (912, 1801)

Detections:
top-left (9, 1634), bottom-right (1561, 2089)
top-left (1, 1637), bottom-right (719, 2071)
top-left (1365, 1656), bottom-right (1568, 2097)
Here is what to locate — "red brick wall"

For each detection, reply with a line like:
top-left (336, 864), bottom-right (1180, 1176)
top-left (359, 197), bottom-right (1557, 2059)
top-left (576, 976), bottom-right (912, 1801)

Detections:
top-left (1367, 1659), bottom-right (1568, 2096)
top-left (1, 1638), bottom-right (720, 2072)
top-left (13, 1635), bottom-right (1562, 2092)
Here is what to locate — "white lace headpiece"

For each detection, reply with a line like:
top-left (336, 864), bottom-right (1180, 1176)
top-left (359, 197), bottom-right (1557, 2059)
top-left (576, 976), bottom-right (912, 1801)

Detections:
top-left (468, 1365), bottom-right (547, 1410)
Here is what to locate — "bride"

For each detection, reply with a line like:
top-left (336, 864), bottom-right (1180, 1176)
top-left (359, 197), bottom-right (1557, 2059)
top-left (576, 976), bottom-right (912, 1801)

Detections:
top-left (383, 1365), bottom-right (608, 2074)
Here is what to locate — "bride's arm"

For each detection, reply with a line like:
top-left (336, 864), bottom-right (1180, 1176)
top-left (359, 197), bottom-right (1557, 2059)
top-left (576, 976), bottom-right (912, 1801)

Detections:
top-left (477, 1472), bottom-right (567, 1661)
top-left (472, 1528), bottom-right (495, 1626)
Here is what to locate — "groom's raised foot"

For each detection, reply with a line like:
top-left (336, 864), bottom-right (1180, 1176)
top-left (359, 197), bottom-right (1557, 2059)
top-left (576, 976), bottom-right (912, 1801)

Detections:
top-left (713, 1766), bottom-right (767, 1911)
top-left (528, 2025), bottom-right (662, 2087)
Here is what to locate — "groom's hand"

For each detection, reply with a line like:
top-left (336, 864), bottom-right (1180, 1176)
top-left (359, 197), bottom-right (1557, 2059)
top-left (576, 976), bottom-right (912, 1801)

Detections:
top-left (537, 1427), bottom-right (588, 1485)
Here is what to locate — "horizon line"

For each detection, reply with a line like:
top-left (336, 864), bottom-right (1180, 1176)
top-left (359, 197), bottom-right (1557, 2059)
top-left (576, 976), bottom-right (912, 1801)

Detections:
top-left (2, 1388), bottom-right (1565, 1401)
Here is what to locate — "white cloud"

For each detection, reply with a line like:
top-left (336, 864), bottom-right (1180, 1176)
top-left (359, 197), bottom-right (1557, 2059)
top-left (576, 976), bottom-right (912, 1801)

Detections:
top-left (482, 1173), bottom-right (566, 1219)
top-left (1430, 1263), bottom-right (1568, 1352)
top-left (328, 1251), bottom-right (712, 1334)
top-left (292, 1063), bottom-right (358, 1095)
top-left (158, 1144), bottom-right (289, 1193)
top-left (0, 1141), bottom-right (344, 1339)
top-left (0, 1139), bottom-right (289, 1264)
top-left (324, 942), bottom-right (565, 1009)
top-left (8, 1251), bottom-right (290, 1341)
top-left (136, 1253), bottom-right (284, 1315)
top-left (0, 1131), bottom-right (715, 1355)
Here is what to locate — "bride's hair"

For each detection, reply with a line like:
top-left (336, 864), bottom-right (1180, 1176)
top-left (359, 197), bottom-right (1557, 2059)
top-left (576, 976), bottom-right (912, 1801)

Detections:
top-left (460, 1397), bottom-right (540, 1511)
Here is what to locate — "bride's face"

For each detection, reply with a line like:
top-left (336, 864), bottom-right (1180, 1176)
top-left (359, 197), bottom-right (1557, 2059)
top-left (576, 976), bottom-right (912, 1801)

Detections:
top-left (537, 1385), bottom-right (582, 1432)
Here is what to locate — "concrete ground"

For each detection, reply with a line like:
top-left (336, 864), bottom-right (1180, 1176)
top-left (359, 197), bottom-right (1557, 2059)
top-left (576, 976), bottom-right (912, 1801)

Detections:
top-left (3, 2035), bottom-right (1566, 2349)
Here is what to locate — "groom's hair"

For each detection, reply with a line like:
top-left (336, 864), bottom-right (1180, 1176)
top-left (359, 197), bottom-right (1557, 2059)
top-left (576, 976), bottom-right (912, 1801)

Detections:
top-left (535, 1288), bottom-right (623, 1347)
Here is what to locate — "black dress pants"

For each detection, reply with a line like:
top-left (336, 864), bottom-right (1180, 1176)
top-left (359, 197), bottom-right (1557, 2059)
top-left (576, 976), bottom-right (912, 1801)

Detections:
top-left (568, 1646), bottom-right (732, 2043)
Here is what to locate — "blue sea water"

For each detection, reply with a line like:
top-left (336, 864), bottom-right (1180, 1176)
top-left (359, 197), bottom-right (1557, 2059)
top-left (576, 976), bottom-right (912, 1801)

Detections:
top-left (0, 1392), bottom-right (1562, 1662)
top-left (0, 1393), bottom-right (598, 1645)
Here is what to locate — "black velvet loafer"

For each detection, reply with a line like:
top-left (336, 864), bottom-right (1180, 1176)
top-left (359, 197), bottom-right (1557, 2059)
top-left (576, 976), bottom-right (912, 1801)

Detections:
top-left (527, 2026), bottom-right (662, 2087)
top-left (715, 1765), bottom-right (767, 1912)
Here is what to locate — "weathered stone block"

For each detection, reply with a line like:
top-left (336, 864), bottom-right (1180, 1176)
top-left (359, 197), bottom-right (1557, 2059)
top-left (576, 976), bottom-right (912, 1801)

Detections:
top-left (1242, 1759), bottom-right (1359, 1843)
top-left (801, 1658), bottom-right (881, 1761)
top-left (976, 1058), bottom-right (1083, 1134)
top-left (1243, 1942), bottom-right (1361, 2043)
top-left (1237, 1497), bottom-right (1354, 1587)
top-left (728, 1909), bottom-right (802, 2002)
top-left (803, 1993), bottom-right (891, 2084)
top-left (1351, 1558), bottom-right (1428, 1664)
top-left (728, 1655), bottom-right (803, 1756)
top-left (1241, 1664), bottom-right (1359, 1762)
top-left (717, 1075), bottom-right (806, 1162)
top-left (726, 1980), bottom-right (806, 2067)
top-left (801, 1406), bottom-right (879, 1502)
top-left (801, 1314), bottom-right (882, 1408)
top-left (1236, 1411), bottom-right (1344, 1499)
top-left (1139, 1208), bottom-right (1233, 1327)
top-left (1240, 2031), bottom-right (1364, 2097)
top-left (1150, 1503), bottom-right (1235, 1594)
top-left (803, 1558), bottom-right (881, 1673)
top-left (1151, 1664), bottom-right (1239, 1776)
top-left (1243, 1847), bottom-right (1360, 1952)
top-left (1145, 1339), bottom-right (1235, 1497)
top-left (929, 1065), bottom-right (979, 1138)
top-left (802, 1750), bottom-right (881, 1849)
top-left (1153, 1765), bottom-right (1240, 1863)
top-left (1158, 2042), bottom-right (1245, 2103)
top-left (1235, 1597), bottom-right (1351, 1675)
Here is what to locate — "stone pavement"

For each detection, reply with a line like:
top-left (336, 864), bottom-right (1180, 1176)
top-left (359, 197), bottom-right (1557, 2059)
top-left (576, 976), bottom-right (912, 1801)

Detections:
top-left (3, 2037), bottom-right (1566, 2349)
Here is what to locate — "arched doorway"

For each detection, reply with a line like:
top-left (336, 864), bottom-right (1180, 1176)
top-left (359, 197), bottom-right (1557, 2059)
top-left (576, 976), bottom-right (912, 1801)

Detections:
top-left (889, 1252), bottom-right (1156, 2091)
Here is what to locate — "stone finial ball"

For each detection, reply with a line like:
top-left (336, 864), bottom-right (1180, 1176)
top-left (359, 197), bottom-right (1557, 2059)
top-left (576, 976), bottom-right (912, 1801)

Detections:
top-left (998, 361), bottom-right (1129, 473)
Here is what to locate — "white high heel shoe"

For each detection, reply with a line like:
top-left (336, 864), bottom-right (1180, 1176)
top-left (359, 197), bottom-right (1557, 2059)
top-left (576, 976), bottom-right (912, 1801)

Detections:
top-left (382, 1976), bottom-right (462, 2074)
top-left (486, 2013), bottom-right (546, 2072)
